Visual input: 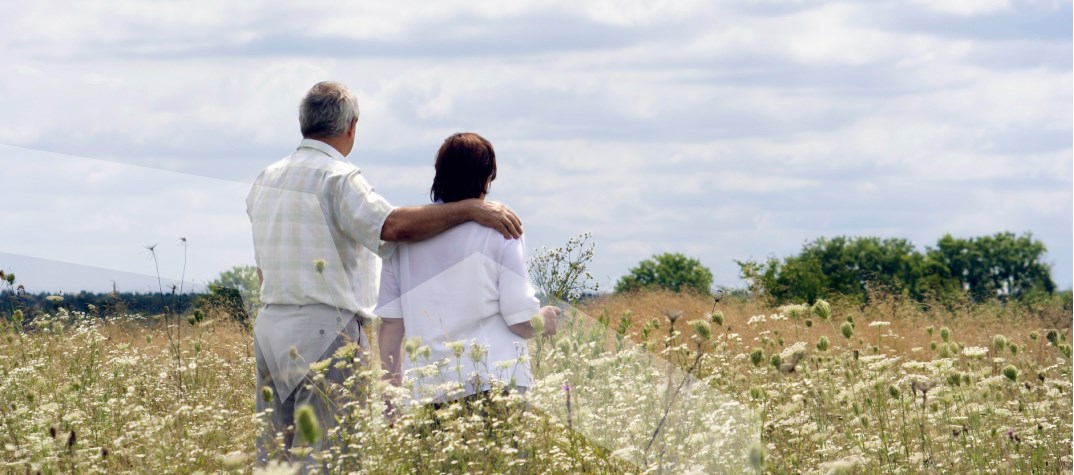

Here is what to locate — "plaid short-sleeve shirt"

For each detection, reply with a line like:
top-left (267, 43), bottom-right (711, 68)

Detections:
top-left (246, 139), bottom-right (397, 315)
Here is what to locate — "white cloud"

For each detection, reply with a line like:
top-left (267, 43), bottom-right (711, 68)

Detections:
top-left (1, 0), bottom-right (1070, 292)
top-left (910, 0), bottom-right (1011, 16)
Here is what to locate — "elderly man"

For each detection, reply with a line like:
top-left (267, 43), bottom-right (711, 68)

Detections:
top-left (247, 81), bottom-right (522, 466)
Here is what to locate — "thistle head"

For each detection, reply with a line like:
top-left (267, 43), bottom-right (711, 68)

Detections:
top-left (664, 309), bottom-right (683, 325)
top-left (403, 337), bottom-right (422, 359)
top-left (749, 348), bottom-right (764, 367)
top-left (688, 319), bottom-right (712, 341)
top-left (710, 311), bottom-right (724, 327)
top-left (1002, 365), bottom-right (1019, 382)
top-left (711, 288), bottom-right (724, 303)
top-left (261, 386), bottom-right (274, 403)
top-left (816, 336), bottom-right (830, 352)
top-left (993, 335), bottom-right (1007, 352)
top-left (841, 322), bottom-right (854, 340)
top-left (769, 353), bottom-right (783, 369)
top-left (294, 404), bottom-right (321, 445)
top-left (811, 299), bottom-right (831, 321)
top-left (1046, 329), bottom-right (1059, 345)
top-left (939, 327), bottom-right (951, 342)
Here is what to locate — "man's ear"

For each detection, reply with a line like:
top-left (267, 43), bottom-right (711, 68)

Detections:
top-left (349, 117), bottom-right (358, 137)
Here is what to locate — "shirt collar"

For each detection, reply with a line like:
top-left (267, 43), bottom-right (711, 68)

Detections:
top-left (297, 138), bottom-right (349, 163)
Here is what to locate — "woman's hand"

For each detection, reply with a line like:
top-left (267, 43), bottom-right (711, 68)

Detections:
top-left (508, 306), bottom-right (560, 339)
top-left (538, 305), bottom-right (560, 336)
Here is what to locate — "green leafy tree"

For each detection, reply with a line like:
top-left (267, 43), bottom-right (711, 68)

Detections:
top-left (204, 265), bottom-right (261, 322)
top-left (928, 232), bottom-right (1055, 300)
top-left (739, 232), bottom-right (1055, 304)
top-left (615, 252), bottom-right (713, 294)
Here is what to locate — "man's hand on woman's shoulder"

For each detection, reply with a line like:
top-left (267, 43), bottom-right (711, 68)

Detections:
top-left (468, 200), bottom-right (522, 239)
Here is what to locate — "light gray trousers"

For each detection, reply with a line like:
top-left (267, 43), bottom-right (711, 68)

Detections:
top-left (254, 304), bottom-right (368, 472)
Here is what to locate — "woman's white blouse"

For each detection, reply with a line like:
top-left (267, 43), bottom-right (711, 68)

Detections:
top-left (376, 220), bottom-right (540, 402)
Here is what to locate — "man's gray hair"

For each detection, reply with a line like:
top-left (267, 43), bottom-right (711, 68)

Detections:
top-left (299, 81), bottom-right (359, 138)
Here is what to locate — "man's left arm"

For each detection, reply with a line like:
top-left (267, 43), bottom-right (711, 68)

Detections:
top-left (335, 173), bottom-right (522, 258)
top-left (380, 199), bottom-right (522, 242)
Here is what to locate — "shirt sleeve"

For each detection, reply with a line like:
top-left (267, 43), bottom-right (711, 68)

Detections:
top-left (332, 170), bottom-right (397, 260)
top-left (498, 236), bottom-right (540, 326)
top-left (375, 254), bottom-right (404, 319)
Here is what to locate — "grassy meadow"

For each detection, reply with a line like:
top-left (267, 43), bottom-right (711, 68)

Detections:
top-left (0, 290), bottom-right (1071, 474)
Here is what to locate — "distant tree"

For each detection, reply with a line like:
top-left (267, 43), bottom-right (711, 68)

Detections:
top-left (739, 237), bottom-right (933, 304)
top-left (928, 232), bottom-right (1055, 301)
top-left (615, 252), bottom-right (713, 294)
top-left (203, 265), bottom-right (261, 322)
top-left (739, 232), bottom-right (1056, 304)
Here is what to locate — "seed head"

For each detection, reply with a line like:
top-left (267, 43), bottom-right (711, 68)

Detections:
top-left (664, 309), bottom-right (683, 325)
top-left (1002, 365), bottom-right (1018, 382)
top-left (1045, 329), bottom-right (1059, 345)
top-left (816, 336), bottom-right (830, 352)
top-left (403, 337), bottom-right (422, 359)
top-left (710, 311), bottom-right (724, 327)
top-left (261, 386), bottom-right (274, 403)
top-left (939, 327), bottom-right (951, 342)
top-left (811, 299), bottom-right (831, 321)
top-left (294, 405), bottom-right (321, 445)
top-left (841, 322), bottom-right (854, 340)
top-left (748, 348), bottom-right (764, 367)
top-left (289, 346), bottom-right (299, 360)
top-left (769, 353), bottom-right (782, 370)
top-left (313, 259), bottom-right (327, 274)
top-left (688, 319), bottom-right (712, 340)
top-left (993, 335), bottom-right (1007, 352)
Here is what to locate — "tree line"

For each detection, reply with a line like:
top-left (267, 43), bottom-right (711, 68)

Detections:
top-left (736, 231), bottom-right (1057, 304)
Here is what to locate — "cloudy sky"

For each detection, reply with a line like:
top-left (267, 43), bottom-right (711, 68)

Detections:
top-left (1, 0), bottom-right (1071, 295)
